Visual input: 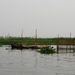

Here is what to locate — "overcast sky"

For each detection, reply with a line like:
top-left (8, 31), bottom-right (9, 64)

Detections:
top-left (0, 0), bottom-right (75, 38)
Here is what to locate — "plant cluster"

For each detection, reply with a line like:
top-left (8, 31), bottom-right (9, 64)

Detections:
top-left (38, 47), bottom-right (56, 54)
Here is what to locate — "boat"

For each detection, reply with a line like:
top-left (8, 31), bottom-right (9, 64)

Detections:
top-left (11, 44), bottom-right (38, 49)
top-left (11, 44), bottom-right (49, 49)
top-left (11, 29), bottom-right (49, 49)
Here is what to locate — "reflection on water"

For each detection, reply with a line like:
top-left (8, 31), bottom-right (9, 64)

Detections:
top-left (0, 45), bottom-right (75, 75)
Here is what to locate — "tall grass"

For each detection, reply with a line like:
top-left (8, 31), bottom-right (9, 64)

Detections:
top-left (0, 36), bottom-right (73, 45)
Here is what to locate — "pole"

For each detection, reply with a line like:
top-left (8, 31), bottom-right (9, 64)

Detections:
top-left (70, 32), bottom-right (71, 53)
top-left (57, 34), bottom-right (59, 53)
top-left (21, 29), bottom-right (23, 38)
top-left (35, 29), bottom-right (37, 45)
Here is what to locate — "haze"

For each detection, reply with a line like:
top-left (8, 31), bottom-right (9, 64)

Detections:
top-left (0, 0), bottom-right (75, 38)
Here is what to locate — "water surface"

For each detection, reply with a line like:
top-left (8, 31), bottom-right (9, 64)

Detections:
top-left (0, 45), bottom-right (75, 75)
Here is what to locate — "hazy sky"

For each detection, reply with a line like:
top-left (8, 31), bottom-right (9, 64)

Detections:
top-left (0, 0), bottom-right (75, 38)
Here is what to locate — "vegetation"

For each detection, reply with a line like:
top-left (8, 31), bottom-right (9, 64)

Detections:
top-left (37, 47), bottom-right (56, 54)
top-left (0, 36), bottom-right (74, 45)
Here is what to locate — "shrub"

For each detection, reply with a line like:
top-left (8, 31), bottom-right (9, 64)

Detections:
top-left (38, 47), bottom-right (56, 54)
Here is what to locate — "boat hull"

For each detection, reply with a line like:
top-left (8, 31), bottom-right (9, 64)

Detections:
top-left (11, 44), bottom-right (41, 49)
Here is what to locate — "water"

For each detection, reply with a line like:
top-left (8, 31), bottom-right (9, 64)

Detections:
top-left (0, 45), bottom-right (75, 75)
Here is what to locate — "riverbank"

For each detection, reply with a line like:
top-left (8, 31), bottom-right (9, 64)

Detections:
top-left (0, 36), bottom-right (73, 45)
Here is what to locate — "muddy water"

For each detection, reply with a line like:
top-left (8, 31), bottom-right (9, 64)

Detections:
top-left (0, 45), bottom-right (75, 75)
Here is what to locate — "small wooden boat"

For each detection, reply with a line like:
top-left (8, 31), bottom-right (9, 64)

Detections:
top-left (11, 44), bottom-right (49, 49)
top-left (11, 44), bottom-right (42, 49)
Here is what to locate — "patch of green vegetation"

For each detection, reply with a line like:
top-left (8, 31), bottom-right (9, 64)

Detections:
top-left (73, 50), bottom-right (75, 52)
top-left (0, 45), bottom-right (2, 47)
top-left (6, 48), bottom-right (8, 50)
top-left (38, 47), bottom-right (56, 54)
top-left (0, 36), bottom-right (74, 45)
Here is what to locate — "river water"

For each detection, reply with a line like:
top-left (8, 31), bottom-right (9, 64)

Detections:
top-left (0, 45), bottom-right (75, 75)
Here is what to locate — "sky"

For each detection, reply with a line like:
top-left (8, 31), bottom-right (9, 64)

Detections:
top-left (0, 0), bottom-right (75, 38)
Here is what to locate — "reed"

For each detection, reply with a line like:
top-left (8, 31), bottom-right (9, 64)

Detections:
top-left (0, 36), bottom-right (73, 45)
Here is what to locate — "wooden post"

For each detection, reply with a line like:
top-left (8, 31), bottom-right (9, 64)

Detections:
top-left (57, 34), bottom-right (59, 53)
top-left (73, 38), bottom-right (75, 53)
top-left (21, 29), bottom-right (23, 38)
top-left (57, 40), bottom-right (59, 54)
top-left (70, 32), bottom-right (71, 53)
top-left (66, 39), bottom-right (68, 53)
top-left (8, 33), bottom-right (10, 45)
top-left (35, 29), bottom-right (37, 46)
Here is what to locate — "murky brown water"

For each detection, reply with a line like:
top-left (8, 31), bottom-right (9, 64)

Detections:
top-left (0, 45), bottom-right (75, 75)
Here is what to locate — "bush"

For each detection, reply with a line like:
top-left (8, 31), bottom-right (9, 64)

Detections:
top-left (38, 47), bottom-right (56, 54)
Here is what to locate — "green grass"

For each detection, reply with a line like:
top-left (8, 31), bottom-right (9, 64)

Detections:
top-left (37, 47), bottom-right (56, 54)
top-left (0, 36), bottom-right (74, 45)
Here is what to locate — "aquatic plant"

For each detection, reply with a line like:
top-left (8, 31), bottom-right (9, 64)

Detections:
top-left (38, 47), bottom-right (56, 54)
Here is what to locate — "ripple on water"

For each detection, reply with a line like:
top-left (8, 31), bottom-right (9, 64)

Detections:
top-left (0, 46), bottom-right (75, 75)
